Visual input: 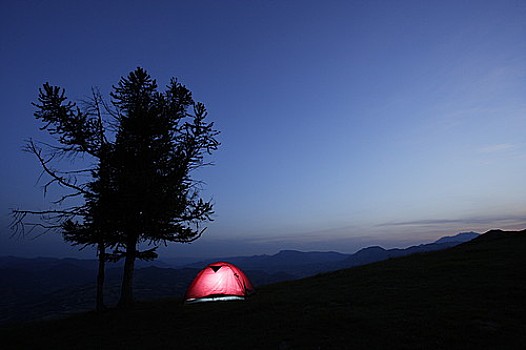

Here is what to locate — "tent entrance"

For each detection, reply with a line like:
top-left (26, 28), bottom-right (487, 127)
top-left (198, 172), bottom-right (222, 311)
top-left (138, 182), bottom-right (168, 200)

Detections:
top-left (185, 295), bottom-right (245, 304)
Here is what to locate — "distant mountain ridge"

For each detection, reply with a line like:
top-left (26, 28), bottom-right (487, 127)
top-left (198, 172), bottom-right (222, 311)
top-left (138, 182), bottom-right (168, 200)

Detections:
top-left (338, 232), bottom-right (480, 270)
top-left (434, 231), bottom-right (479, 244)
top-left (184, 231), bottom-right (480, 276)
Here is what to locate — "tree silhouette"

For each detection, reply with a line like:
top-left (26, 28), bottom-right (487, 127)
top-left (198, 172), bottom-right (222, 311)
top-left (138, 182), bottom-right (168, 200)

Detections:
top-left (11, 67), bottom-right (220, 309)
top-left (109, 68), bottom-right (219, 307)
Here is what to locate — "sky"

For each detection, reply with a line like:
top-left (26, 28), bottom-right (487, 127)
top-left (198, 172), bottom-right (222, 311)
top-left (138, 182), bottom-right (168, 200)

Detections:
top-left (1, 0), bottom-right (525, 259)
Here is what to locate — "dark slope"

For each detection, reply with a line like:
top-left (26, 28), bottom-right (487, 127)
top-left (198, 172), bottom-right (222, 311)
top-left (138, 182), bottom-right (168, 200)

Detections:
top-left (1, 229), bottom-right (525, 349)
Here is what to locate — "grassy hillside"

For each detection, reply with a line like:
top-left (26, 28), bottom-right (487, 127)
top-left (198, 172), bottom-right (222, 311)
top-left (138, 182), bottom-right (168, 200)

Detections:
top-left (1, 230), bottom-right (525, 349)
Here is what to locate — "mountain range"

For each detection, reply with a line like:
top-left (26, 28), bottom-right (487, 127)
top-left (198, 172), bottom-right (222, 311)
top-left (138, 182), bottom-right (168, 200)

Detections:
top-left (0, 231), bottom-right (478, 325)
top-left (2, 228), bottom-right (524, 349)
top-left (184, 231), bottom-right (480, 276)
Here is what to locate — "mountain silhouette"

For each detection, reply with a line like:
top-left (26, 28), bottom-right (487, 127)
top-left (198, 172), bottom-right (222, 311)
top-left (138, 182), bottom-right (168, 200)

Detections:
top-left (0, 230), bottom-right (479, 325)
top-left (1, 228), bottom-right (524, 349)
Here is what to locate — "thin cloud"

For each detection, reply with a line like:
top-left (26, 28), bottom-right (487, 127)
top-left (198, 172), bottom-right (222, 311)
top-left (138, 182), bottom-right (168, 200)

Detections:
top-left (377, 214), bottom-right (526, 228)
top-left (478, 143), bottom-right (515, 154)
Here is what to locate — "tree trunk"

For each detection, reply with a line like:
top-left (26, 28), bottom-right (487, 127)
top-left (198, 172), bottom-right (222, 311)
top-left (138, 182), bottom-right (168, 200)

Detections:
top-left (118, 236), bottom-right (137, 308)
top-left (96, 241), bottom-right (106, 312)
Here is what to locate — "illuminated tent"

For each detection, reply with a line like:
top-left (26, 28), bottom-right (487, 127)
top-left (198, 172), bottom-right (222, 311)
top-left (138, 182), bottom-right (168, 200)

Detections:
top-left (184, 261), bottom-right (255, 303)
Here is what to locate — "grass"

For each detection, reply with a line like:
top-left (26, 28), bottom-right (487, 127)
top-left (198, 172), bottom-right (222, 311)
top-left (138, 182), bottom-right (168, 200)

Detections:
top-left (1, 231), bottom-right (525, 349)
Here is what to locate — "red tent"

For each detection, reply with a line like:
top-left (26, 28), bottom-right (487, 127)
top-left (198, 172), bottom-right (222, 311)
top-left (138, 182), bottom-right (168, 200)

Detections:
top-left (184, 261), bottom-right (255, 303)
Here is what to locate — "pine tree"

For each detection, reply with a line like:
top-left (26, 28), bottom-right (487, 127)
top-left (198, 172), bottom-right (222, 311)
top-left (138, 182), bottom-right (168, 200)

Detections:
top-left (110, 68), bottom-right (219, 307)
top-left (12, 67), bottom-right (220, 309)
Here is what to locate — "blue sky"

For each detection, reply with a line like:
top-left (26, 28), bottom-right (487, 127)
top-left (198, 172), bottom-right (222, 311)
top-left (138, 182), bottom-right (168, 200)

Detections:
top-left (1, 0), bottom-right (525, 258)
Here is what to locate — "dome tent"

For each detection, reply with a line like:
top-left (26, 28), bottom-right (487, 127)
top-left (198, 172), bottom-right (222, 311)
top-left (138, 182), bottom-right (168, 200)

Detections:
top-left (184, 261), bottom-right (255, 303)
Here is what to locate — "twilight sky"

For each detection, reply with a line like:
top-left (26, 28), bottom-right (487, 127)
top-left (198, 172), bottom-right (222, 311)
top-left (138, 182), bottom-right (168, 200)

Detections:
top-left (1, 0), bottom-right (525, 259)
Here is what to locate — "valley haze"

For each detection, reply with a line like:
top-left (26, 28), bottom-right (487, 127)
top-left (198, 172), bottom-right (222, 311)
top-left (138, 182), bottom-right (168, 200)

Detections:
top-left (2, 224), bottom-right (524, 260)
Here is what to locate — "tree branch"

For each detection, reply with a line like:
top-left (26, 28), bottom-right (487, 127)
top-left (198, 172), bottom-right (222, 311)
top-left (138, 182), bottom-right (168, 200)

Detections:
top-left (26, 139), bottom-right (90, 196)
top-left (10, 207), bottom-right (86, 238)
